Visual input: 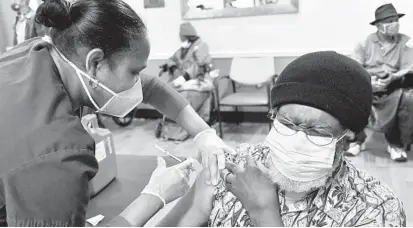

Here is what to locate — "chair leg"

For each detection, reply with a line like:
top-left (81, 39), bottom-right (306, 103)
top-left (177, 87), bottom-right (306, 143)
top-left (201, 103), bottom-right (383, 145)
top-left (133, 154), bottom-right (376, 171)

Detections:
top-left (235, 106), bottom-right (240, 125)
top-left (155, 115), bottom-right (166, 138)
top-left (268, 104), bottom-right (272, 131)
top-left (217, 105), bottom-right (223, 138)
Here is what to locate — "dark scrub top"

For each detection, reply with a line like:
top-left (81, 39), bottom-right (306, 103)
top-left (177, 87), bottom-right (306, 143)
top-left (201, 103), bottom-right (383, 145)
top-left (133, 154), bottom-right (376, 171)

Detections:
top-left (0, 38), bottom-right (188, 226)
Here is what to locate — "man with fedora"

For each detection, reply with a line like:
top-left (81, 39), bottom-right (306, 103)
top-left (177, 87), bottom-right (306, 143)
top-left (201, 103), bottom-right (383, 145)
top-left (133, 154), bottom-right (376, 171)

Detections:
top-left (349, 3), bottom-right (413, 162)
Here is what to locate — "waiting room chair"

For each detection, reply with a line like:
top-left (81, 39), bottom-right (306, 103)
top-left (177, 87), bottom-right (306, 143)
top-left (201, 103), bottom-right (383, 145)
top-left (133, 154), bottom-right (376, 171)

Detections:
top-left (215, 57), bottom-right (277, 138)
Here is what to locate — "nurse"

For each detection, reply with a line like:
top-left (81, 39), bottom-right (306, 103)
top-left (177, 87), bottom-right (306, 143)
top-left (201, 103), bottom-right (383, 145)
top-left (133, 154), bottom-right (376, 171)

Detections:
top-left (0, 0), bottom-right (232, 226)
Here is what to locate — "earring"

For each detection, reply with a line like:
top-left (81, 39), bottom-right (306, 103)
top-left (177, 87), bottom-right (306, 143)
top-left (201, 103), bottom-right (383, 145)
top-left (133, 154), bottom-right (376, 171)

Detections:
top-left (89, 79), bottom-right (99, 89)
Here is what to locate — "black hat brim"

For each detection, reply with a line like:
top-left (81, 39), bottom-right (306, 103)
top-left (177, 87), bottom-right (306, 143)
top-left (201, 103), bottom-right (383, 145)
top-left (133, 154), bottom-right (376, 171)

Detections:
top-left (370, 13), bottom-right (405, 25)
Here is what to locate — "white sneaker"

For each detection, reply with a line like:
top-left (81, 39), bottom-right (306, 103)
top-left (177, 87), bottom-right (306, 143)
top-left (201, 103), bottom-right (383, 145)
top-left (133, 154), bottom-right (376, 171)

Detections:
top-left (387, 146), bottom-right (408, 162)
top-left (345, 142), bottom-right (364, 156)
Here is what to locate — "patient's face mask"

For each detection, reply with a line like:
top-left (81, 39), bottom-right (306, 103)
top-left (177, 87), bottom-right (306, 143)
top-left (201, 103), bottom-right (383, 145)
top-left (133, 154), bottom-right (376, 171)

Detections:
top-left (379, 21), bottom-right (400, 36)
top-left (265, 119), bottom-right (348, 182)
top-left (42, 36), bottom-right (143, 118)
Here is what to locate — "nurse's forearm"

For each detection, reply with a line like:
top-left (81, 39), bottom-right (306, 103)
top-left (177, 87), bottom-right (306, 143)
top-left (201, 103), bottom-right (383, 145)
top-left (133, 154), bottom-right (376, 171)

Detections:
top-left (175, 105), bottom-right (210, 136)
top-left (118, 194), bottom-right (163, 227)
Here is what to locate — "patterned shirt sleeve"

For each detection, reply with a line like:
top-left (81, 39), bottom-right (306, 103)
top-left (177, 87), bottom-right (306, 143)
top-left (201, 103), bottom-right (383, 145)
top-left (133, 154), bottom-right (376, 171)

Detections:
top-left (378, 198), bottom-right (406, 227)
top-left (346, 194), bottom-right (407, 227)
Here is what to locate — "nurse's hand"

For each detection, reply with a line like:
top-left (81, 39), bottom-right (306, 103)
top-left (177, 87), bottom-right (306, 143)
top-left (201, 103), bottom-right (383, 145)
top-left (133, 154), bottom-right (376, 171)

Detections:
top-left (141, 157), bottom-right (195, 207)
top-left (194, 129), bottom-right (236, 186)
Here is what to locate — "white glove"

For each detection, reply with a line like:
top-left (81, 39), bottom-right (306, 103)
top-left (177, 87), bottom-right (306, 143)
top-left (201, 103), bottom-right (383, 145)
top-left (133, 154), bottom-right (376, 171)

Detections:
top-left (141, 157), bottom-right (195, 208)
top-left (193, 129), bottom-right (236, 185)
top-left (172, 76), bottom-right (186, 87)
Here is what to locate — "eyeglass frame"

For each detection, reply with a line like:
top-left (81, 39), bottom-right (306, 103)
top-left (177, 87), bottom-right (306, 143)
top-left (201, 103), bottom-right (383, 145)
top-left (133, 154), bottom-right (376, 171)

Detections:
top-left (271, 111), bottom-right (351, 147)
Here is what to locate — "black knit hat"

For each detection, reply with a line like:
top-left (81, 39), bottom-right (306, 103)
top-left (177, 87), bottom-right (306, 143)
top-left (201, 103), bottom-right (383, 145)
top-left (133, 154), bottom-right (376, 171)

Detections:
top-left (271, 51), bottom-right (372, 134)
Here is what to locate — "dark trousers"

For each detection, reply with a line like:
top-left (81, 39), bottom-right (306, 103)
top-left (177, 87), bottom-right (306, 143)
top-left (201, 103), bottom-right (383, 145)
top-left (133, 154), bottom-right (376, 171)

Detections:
top-left (354, 88), bottom-right (413, 151)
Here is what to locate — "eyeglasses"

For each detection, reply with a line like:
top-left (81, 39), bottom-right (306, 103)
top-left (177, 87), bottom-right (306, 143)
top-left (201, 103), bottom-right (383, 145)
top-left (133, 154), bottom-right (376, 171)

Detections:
top-left (273, 113), bottom-right (347, 146)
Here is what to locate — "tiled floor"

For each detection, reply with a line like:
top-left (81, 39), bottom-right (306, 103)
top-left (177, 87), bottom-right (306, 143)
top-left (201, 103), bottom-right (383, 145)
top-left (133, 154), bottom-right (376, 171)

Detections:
top-left (101, 117), bottom-right (413, 226)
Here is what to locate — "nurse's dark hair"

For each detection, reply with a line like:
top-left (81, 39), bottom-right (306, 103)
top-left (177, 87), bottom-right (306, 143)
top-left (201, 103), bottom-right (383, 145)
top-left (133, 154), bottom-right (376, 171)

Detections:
top-left (35, 0), bottom-right (146, 65)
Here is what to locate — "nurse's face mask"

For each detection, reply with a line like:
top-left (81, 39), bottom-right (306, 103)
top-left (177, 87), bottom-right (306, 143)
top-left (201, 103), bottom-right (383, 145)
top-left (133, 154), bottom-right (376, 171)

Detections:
top-left (43, 36), bottom-right (143, 118)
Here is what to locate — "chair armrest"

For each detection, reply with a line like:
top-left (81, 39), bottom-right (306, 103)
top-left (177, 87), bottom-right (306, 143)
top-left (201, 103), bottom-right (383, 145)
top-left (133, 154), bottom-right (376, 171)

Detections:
top-left (266, 74), bottom-right (278, 109)
top-left (264, 74), bottom-right (278, 85)
top-left (213, 75), bottom-right (230, 85)
top-left (213, 75), bottom-right (232, 103)
top-left (213, 75), bottom-right (232, 92)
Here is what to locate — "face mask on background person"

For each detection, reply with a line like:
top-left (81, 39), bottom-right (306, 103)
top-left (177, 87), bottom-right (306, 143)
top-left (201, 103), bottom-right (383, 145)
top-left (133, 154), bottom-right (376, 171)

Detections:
top-left (265, 119), bottom-right (349, 182)
top-left (379, 21), bottom-right (400, 36)
top-left (42, 36), bottom-right (144, 118)
top-left (181, 40), bottom-right (191, 49)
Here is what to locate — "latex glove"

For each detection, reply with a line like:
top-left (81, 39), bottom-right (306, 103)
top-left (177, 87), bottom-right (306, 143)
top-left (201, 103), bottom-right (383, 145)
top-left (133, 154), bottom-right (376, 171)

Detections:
top-left (193, 129), bottom-right (236, 186)
top-left (141, 157), bottom-right (195, 207)
top-left (221, 154), bottom-right (279, 215)
top-left (172, 76), bottom-right (186, 88)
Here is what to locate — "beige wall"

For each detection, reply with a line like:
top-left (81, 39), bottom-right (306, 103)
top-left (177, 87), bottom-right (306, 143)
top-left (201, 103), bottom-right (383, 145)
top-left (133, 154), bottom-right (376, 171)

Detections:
top-left (125, 0), bottom-right (413, 60)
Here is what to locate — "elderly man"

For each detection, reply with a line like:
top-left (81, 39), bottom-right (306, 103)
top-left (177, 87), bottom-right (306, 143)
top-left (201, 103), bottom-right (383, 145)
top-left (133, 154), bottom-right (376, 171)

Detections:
top-left (347, 3), bottom-right (413, 161)
top-left (157, 51), bottom-right (406, 227)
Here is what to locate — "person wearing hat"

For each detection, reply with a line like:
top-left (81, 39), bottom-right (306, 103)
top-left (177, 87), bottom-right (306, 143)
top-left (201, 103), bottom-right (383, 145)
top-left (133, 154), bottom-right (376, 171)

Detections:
top-left (349, 3), bottom-right (413, 161)
top-left (11, 0), bottom-right (48, 45)
top-left (155, 51), bottom-right (406, 227)
top-left (158, 22), bottom-right (215, 141)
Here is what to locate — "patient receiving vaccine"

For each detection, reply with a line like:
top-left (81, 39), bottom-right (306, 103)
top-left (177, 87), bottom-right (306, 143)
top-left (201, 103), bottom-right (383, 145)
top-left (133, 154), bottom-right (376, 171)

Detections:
top-left (158, 51), bottom-right (405, 227)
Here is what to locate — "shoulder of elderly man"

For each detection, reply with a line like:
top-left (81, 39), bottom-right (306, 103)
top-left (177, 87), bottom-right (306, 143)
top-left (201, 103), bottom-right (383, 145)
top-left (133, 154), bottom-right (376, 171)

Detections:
top-left (208, 143), bottom-right (405, 226)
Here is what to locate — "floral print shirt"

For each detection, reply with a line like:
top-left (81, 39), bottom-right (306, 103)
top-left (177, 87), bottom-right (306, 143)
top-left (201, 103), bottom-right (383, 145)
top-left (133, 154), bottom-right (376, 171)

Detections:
top-left (208, 143), bottom-right (406, 227)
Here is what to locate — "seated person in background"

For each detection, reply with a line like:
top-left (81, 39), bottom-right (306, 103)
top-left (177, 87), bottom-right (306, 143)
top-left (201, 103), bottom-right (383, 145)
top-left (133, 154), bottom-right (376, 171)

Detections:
top-left (348, 3), bottom-right (413, 161)
top-left (12, 0), bottom-right (48, 46)
top-left (158, 51), bottom-right (406, 227)
top-left (158, 22), bottom-right (214, 141)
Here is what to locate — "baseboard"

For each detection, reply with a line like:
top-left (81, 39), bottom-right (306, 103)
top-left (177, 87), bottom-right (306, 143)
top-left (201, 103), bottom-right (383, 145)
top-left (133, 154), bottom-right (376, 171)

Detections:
top-left (134, 109), bottom-right (270, 123)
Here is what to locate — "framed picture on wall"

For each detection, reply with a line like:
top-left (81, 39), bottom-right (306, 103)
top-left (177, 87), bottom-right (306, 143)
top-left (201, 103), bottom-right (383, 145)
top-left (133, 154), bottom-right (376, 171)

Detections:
top-left (181, 0), bottom-right (298, 20)
top-left (144, 0), bottom-right (165, 9)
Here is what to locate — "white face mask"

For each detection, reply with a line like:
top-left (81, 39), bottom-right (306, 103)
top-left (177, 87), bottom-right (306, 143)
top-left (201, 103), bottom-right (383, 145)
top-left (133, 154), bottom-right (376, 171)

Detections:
top-left (265, 119), bottom-right (347, 182)
top-left (76, 70), bottom-right (143, 118)
top-left (181, 40), bottom-right (191, 48)
top-left (42, 36), bottom-right (143, 118)
top-left (379, 21), bottom-right (400, 36)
